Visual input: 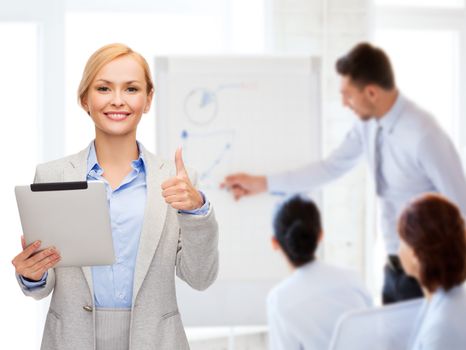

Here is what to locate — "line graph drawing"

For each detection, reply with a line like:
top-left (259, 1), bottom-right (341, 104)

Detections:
top-left (180, 128), bottom-right (236, 188)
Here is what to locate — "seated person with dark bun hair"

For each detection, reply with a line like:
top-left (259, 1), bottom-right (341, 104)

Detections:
top-left (267, 196), bottom-right (371, 350)
top-left (398, 193), bottom-right (466, 350)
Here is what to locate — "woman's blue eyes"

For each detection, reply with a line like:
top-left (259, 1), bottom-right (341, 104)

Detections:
top-left (96, 86), bottom-right (139, 92)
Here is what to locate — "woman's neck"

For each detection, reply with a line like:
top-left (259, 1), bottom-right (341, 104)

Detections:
top-left (423, 286), bottom-right (438, 301)
top-left (94, 131), bottom-right (139, 168)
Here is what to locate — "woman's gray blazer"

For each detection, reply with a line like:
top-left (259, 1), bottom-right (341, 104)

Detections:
top-left (16, 143), bottom-right (219, 350)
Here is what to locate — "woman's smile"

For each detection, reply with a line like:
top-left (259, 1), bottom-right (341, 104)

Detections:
top-left (104, 111), bottom-right (131, 121)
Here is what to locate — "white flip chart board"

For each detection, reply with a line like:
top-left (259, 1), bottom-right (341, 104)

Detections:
top-left (155, 56), bottom-right (321, 325)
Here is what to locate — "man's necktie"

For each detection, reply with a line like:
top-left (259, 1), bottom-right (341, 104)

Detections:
top-left (375, 125), bottom-right (387, 195)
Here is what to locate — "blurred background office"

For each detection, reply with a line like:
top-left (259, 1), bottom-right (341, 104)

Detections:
top-left (1, 0), bottom-right (466, 349)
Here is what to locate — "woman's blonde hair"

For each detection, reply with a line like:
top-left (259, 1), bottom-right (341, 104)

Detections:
top-left (77, 43), bottom-right (154, 107)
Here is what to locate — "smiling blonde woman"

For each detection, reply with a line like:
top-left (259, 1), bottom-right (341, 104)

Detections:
top-left (12, 43), bottom-right (219, 350)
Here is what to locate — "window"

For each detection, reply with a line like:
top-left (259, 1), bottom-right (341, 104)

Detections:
top-left (375, 29), bottom-right (460, 142)
top-left (375, 0), bottom-right (464, 8)
top-left (0, 22), bottom-right (42, 350)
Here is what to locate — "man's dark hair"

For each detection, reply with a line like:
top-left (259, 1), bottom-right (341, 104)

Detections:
top-left (336, 42), bottom-right (395, 90)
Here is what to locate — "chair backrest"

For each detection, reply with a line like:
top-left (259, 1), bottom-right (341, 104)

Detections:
top-left (328, 299), bottom-right (423, 350)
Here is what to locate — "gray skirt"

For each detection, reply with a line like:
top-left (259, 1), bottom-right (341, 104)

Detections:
top-left (96, 308), bottom-right (131, 350)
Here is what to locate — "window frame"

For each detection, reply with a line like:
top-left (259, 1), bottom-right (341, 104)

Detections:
top-left (373, 4), bottom-right (466, 148)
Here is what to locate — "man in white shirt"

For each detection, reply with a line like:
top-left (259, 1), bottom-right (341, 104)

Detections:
top-left (222, 42), bottom-right (466, 304)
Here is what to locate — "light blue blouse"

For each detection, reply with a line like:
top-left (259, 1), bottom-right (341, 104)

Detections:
top-left (20, 141), bottom-right (209, 309)
top-left (409, 284), bottom-right (466, 350)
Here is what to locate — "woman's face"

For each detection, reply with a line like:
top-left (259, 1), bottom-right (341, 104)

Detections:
top-left (398, 238), bottom-right (420, 280)
top-left (82, 55), bottom-right (153, 138)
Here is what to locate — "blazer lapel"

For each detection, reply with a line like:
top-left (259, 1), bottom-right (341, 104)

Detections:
top-left (63, 143), bottom-right (94, 295)
top-left (132, 145), bottom-right (169, 305)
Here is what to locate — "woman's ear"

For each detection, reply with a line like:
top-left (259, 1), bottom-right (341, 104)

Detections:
top-left (410, 252), bottom-right (422, 280)
top-left (81, 97), bottom-right (90, 115)
top-left (411, 252), bottom-right (420, 267)
top-left (144, 88), bottom-right (154, 113)
top-left (318, 230), bottom-right (324, 242)
top-left (271, 236), bottom-right (280, 251)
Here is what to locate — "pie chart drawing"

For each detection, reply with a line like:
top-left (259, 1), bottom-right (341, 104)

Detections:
top-left (184, 88), bottom-right (218, 125)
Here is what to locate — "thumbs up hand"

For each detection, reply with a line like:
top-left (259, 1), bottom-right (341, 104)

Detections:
top-left (161, 147), bottom-right (204, 211)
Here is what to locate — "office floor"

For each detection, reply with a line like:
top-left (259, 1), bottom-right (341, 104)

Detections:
top-left (187, 327), bottom-right (268, 350)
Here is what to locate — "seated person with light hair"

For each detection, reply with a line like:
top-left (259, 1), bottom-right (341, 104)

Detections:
top-left (398, 193), bottom-right (466, 350)
top-left (267, 195), bottom-right (372, 350)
